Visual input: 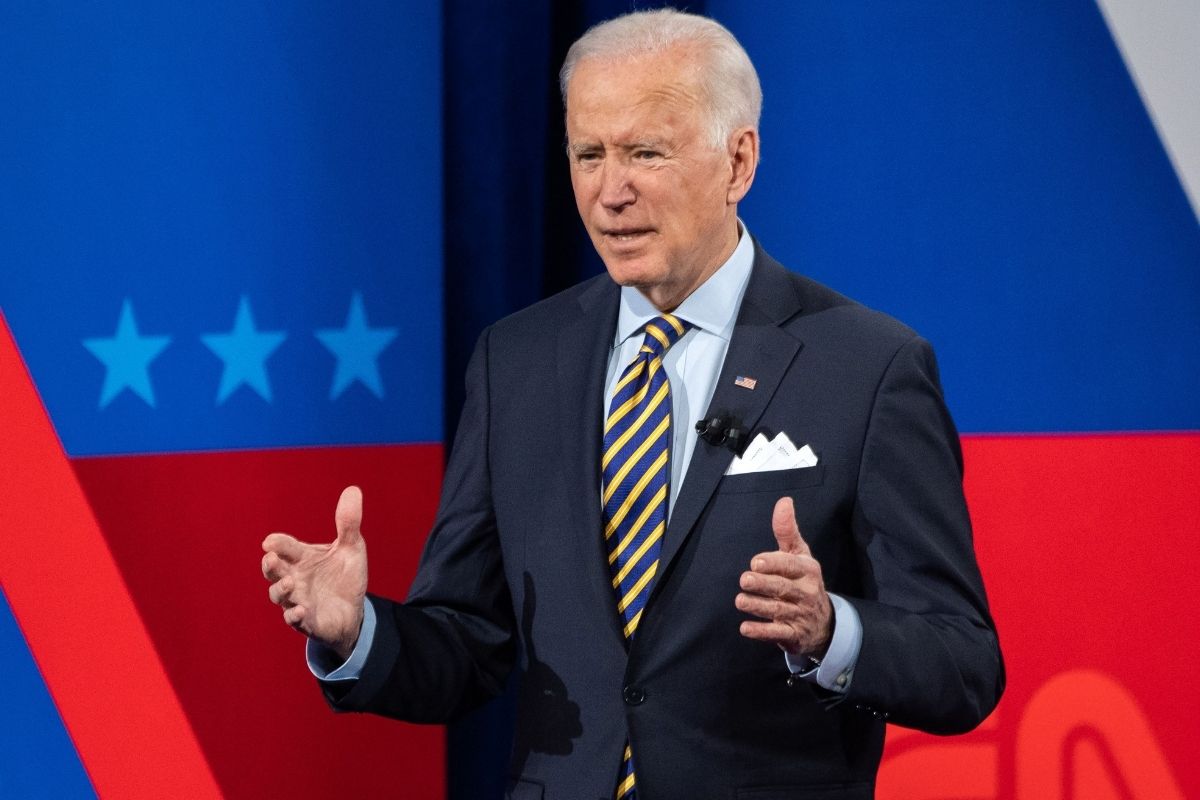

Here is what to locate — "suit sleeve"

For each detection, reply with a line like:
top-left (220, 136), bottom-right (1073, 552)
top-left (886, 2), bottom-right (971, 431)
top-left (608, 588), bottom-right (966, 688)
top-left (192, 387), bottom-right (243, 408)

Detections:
top-left (842, 335), bottom-right (1005, 734)
top-left (320, 327), bottom-right (517, 723)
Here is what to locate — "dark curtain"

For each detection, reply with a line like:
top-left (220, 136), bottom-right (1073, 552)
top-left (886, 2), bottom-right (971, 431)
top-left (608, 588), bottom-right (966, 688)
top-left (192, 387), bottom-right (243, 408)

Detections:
top-left (441, 2), bottom-right (701, 797)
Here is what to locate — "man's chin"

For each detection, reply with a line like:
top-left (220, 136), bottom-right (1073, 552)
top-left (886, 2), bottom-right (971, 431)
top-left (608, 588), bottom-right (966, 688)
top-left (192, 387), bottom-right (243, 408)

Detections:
top-left (598, 255), bottom-right (664, 288)
top-left (607, 273), bottom-right (665, 295)
top-left (600, 267), bottom-right (687, 310)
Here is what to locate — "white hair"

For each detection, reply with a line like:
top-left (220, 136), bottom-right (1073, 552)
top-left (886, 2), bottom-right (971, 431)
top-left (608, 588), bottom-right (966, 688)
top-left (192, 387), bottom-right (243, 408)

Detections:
top-left (559, 8), bottom-right (762, 149)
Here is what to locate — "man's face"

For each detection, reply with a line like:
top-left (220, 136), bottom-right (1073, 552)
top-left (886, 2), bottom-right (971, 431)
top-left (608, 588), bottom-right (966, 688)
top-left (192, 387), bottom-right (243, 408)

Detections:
top-left (565, 46), bottom-right (750, 311)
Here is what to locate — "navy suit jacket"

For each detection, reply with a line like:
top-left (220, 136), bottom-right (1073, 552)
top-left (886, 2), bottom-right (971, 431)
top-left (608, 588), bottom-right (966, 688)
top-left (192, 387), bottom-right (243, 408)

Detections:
top-left (324, 246), bottom-right (1004, 800)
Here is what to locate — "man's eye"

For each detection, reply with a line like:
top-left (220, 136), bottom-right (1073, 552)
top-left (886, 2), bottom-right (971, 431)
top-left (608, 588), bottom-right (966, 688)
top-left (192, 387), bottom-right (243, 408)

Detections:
top-left (634, 150), bottom-right (661, 160)
top-left (575, 151), bottom-right (601, 163)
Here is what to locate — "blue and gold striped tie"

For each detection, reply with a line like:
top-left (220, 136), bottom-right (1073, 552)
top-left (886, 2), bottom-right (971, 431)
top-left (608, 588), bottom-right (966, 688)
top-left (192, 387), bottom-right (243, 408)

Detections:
top-left (602, 312), bottom-right (691, 800)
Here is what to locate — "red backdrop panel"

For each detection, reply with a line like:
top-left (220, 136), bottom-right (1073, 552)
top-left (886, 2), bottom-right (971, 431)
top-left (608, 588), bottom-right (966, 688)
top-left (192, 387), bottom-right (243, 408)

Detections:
top-left (0, 315), bottom-right (222, 799)
top-left (72, 444), bottom-right (446, 800)
top-left (879, 432), bottom-right (1199, 800)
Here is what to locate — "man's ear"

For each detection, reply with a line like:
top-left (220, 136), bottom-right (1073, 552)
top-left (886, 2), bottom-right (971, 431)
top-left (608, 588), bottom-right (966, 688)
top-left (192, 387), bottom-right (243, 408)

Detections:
top-left (726, 127), bottom-right (759, 205)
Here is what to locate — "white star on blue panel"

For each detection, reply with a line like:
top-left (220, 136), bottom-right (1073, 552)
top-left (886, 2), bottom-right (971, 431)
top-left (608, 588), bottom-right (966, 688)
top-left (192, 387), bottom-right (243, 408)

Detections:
top-left (316, 292), bottom-right (399, 400)
top-left (201, 296), bottom-right (287, 404)
top-left (82, 299), bottom-right (172, 409)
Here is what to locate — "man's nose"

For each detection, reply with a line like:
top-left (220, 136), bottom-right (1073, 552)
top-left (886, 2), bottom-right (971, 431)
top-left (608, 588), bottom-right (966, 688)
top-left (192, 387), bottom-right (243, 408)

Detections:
top-left (598, 163), bottom-right (636, 210)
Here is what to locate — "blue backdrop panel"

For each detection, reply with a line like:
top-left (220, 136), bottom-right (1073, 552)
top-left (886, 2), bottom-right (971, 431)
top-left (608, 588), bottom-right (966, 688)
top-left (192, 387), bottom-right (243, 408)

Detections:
top-left (0, 589), bottom-right (95, 798)
top-left (710, 1), bottom-right (1200, 433)
top-left (0, 2), bottom-right (443, 456)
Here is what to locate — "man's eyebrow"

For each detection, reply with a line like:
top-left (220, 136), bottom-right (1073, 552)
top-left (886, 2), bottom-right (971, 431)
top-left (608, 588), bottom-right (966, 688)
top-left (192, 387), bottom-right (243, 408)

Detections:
top-left (565, 138), bottom-right (670, 156)
top-left (566, 141), bottom-right (602, 156)
top-left (622, 139), bottom-right (668, 151)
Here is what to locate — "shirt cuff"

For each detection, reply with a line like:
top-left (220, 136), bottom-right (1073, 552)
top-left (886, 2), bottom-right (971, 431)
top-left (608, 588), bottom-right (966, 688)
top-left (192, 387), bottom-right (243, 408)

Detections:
top-left (783, 593), bottom-right (862, 693)
top-left (305, 598), bottom-right (377, 681)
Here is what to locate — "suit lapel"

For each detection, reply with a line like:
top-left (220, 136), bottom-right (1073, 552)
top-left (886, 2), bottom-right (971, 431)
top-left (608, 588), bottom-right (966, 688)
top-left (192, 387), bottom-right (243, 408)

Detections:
top-left (556, 277), bottom-right (627, 646)
top-left (654, 250), bottom-right (805, 594)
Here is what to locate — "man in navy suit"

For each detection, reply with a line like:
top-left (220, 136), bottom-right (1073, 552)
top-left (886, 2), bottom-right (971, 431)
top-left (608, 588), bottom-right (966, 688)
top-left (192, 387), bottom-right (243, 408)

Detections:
top-left (263, 9), bottom-right (1002, 799)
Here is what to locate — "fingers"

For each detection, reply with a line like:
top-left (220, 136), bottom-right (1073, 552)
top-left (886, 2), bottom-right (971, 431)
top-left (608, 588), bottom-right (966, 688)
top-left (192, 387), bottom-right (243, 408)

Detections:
top-left (261, 551), bottom-right (288, 581)
top-left (738, 619), bottom-right (797, 647)
top-left (335, 486), bottom-right (364, 546)
top-left (267, 576), bottom-right (295, 606)
top-left (262, 532), bottom-right (306, 563)
top-left (738, 606), bottom-right (829, 655)
top-left (740, 565), bottom-right (820, 597)
top-left (738, 567), bottom-right (822, 628)
top-left (282, 604), bottom-right (306, 628)
top-left (268, 574), bottom-right (313, 635)
top-left (771, 496), bottom-right (811, 557)
top-left (747, 551), bottom-right (817, 580)
top-left (735, 591), bottom-right (793, 621)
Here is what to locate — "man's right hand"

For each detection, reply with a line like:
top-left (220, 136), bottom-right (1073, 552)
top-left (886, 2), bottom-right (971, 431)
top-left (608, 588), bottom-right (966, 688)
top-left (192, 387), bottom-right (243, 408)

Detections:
top-left (262, 485), bottom-right (368, 661)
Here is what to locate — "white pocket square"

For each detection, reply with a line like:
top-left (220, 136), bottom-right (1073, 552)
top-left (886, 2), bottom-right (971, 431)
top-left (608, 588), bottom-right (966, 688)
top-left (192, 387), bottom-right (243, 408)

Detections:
top-left (724, 432), bottom-right (819, 476)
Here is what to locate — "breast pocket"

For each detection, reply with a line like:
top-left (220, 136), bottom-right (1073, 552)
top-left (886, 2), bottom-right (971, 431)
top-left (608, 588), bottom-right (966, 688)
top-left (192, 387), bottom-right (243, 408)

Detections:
top-left (718, 465), bottom-right (824, 494)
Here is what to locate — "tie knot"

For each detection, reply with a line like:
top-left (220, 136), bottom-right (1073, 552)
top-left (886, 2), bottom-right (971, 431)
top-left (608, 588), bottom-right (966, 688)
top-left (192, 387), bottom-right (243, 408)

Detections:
top-left (639, 314), bottom-right (691, 358)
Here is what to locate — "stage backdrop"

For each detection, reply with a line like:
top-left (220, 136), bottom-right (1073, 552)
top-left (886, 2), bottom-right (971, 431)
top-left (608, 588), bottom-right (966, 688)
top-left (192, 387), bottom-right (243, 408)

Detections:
top-left (709, 3), bottom-right (1200, 799)
top-left (0, 3), bottom-right (444, 798)
top-left (2, 2), bottom-right (1198, 800)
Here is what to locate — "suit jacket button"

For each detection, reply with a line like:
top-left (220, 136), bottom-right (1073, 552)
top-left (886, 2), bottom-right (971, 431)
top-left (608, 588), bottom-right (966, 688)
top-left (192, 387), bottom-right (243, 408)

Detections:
top-left (623, 686), bottom-right (646, 706)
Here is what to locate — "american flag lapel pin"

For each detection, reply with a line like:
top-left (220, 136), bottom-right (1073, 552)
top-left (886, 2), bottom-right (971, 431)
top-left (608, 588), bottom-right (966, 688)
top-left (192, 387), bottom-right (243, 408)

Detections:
top-left (734, 375), bottom-right (757, 390)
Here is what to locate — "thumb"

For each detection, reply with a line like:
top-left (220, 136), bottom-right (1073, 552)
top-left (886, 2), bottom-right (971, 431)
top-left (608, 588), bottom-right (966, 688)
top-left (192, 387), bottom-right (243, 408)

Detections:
top-left (335, 485), bottom-right (364, 545)
top-left (771, 496), bottom-right (811, 556)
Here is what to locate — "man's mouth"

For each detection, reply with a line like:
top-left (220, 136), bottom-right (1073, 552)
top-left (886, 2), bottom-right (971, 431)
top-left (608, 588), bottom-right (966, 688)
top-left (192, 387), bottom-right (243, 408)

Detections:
top-left (603, 228), bottom-right (654, 242)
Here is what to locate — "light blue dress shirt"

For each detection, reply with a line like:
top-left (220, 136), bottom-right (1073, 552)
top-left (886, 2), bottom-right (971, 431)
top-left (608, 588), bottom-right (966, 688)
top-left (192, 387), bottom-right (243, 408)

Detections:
top-left (311, 223), bottom-right (862, 693)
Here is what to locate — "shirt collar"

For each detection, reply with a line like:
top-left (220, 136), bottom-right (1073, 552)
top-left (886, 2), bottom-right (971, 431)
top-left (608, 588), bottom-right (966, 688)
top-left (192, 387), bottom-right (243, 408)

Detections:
top-left (614, 221), bottom-right (756, 347)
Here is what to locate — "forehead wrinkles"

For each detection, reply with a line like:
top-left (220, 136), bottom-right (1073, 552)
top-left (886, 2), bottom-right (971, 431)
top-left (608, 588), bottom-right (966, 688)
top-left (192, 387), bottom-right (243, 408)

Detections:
top-left (637, 79), bottom-right (702, 113)
top-left (568, 75), bottom-right (705, 147)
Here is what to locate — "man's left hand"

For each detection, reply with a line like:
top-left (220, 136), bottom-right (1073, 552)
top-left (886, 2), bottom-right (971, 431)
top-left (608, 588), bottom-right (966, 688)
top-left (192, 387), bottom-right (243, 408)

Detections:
top-left (736, 496), bottom-right (833, 657)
